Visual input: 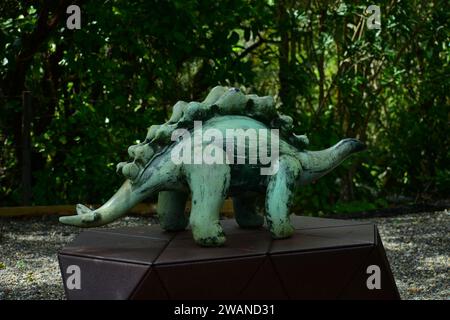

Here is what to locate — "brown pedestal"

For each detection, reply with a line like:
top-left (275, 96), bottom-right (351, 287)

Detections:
top-left (58, 216), bottom-right (400, 300)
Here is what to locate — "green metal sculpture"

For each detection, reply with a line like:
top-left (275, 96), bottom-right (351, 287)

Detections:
top-left (60, 86), bottom-right (366, 246)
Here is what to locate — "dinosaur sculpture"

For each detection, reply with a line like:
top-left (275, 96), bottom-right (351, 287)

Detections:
top-left (59, 86), bottom-right (366, 246)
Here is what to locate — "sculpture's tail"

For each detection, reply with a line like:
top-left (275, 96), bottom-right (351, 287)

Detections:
top-left (59, 180), bottom-right (144, 227)
top-left (298, 138), bottom-right (366, 185)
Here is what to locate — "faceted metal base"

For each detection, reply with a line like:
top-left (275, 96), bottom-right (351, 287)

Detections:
top-left (58, 216), bottom-right (400, 300)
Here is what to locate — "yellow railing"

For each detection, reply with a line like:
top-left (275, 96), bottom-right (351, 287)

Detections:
top-left (0, 200), bottom-right (234, 218)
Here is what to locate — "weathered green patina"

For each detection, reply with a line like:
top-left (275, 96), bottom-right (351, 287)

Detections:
top-left (60, 86), bottom-right (366, 246)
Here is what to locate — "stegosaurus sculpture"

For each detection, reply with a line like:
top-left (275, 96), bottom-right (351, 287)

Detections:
top-left (60, 86), bottom-right (366, 247)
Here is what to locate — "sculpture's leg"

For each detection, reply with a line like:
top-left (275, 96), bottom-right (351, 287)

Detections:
top-left (185, 163), bottom-right (231, 247)
top-left (265, 155), bottom-right (301, 239)
top-left (233, 193), bottom-right (264, 229)
top-left (157, 191), bottom-right (188, 231)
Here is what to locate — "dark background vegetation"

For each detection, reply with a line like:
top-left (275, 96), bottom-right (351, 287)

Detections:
top-left (0, 0), bottom-right (448, 214)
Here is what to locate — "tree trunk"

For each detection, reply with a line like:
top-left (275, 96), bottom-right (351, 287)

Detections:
top-left (21, 91), bottom-right (32, 205)
top-left (277, 0), bottom-right (293, 109)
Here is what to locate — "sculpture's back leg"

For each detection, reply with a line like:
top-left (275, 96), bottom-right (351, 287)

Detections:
top-left (185, 162), bottom-right (231, 247)
top-left (233, 193), bottom-right (265, 229)
top-left (157, 191), bottom-right (189, 231)
top-left (265, 155), bottom-right (301, 239)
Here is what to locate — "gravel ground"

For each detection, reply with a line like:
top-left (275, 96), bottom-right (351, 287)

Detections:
top-left (0, 210), bottom-right (448, 300)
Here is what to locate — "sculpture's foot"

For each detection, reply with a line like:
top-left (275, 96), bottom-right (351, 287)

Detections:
top-left (267, 218), bottom-right (295, 239)
top-left (236, 214), bottom-right (264, 229)
top-left (192, 222), bottom-right (226, 247)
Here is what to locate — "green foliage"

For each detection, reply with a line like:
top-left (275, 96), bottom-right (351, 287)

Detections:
top-left (0, 0), bottom-right (448, 214)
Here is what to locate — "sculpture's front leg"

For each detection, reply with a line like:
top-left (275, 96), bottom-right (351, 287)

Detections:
top-left (59, 180), bottom-right (147, 227)
top-left (157, 191), bottom-right (189, 231)
top-left (185, 162), bottom-right (231, 247)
